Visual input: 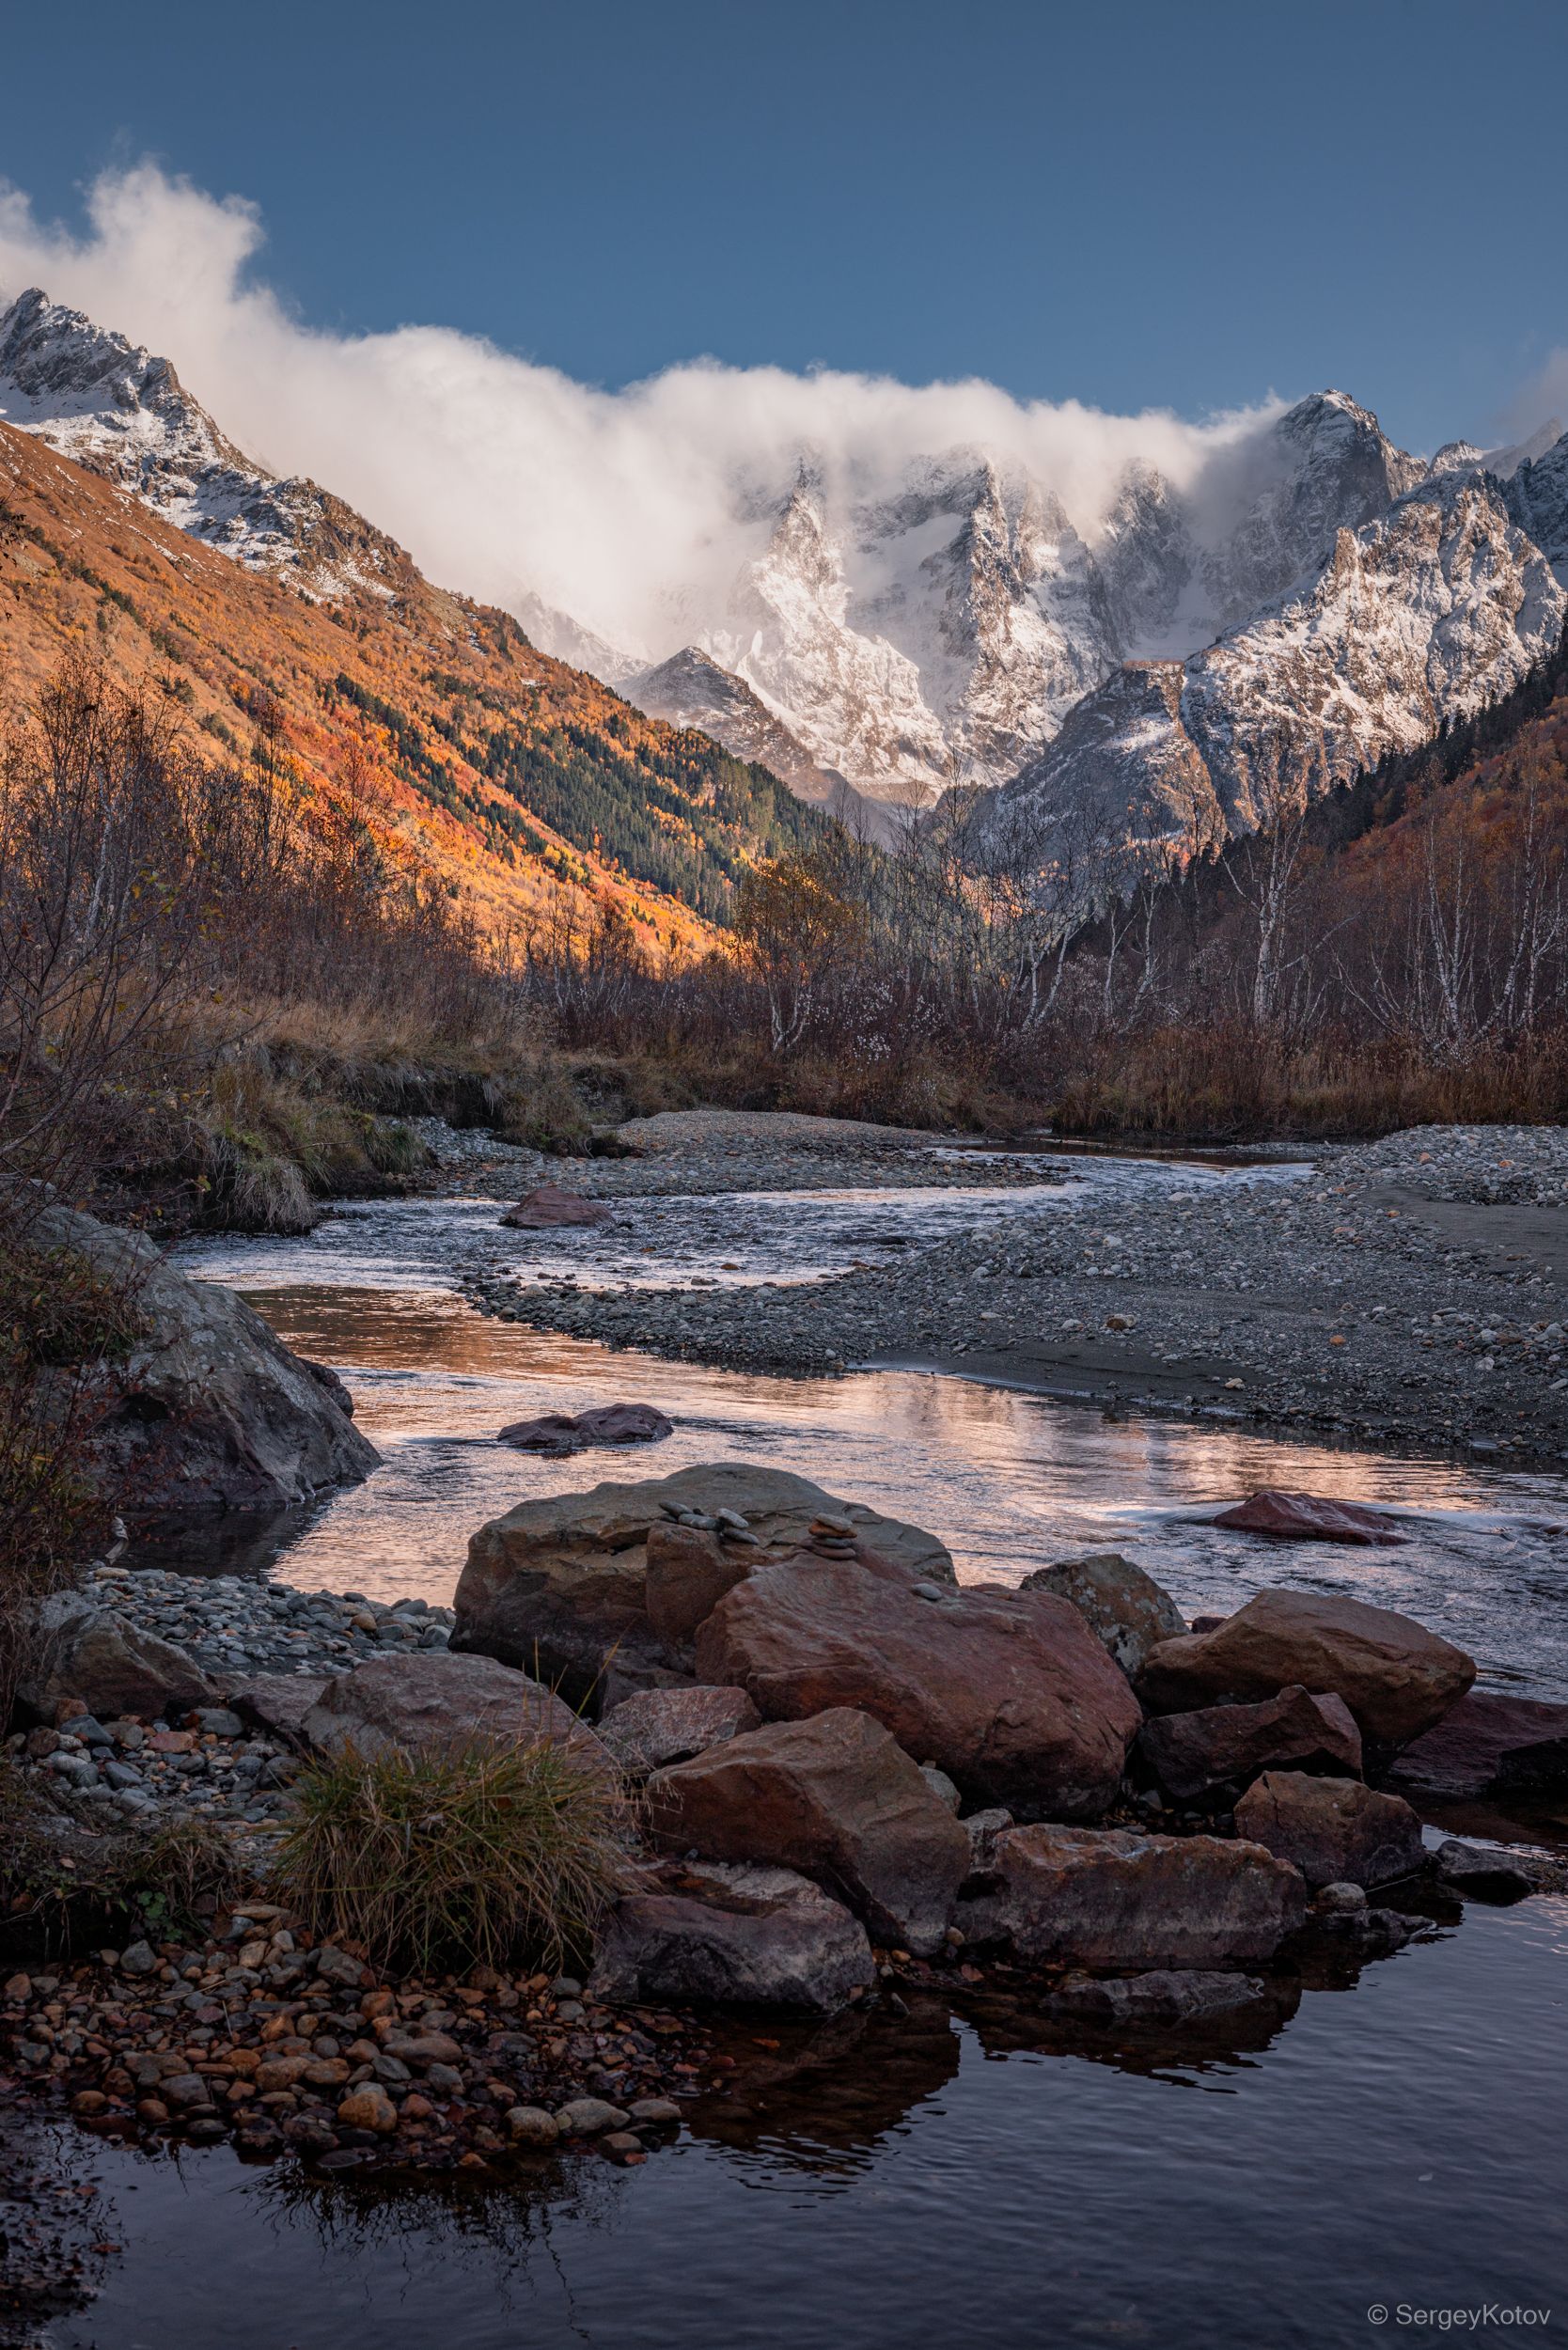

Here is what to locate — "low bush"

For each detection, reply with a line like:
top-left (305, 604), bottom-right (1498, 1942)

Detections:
top-left (271, 1736), bottom-right (635, 1977)
top-left (0, 1770), bottom-right (244, 1958)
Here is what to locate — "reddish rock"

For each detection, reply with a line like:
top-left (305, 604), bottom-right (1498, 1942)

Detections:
top-left (1021, 1552), bottom-right (1184, 1675)
top-left (499, 1184), bottom-right (613, 1229)
top-left (1136, 1685), bottom-right (1363, 1802)
top-left (589, 1860), bottom-right (874, 2013)
top-left (957, 1823), bottom-right (1307, 1968)
top-left (497, 1403), bottom-right (673, 1456)
top-left (1387, 1689), bottom-right (1568, 1801)
top-left (598, 1684), bottom-right (760, 1776)
top-left (453, 1464), bottom-right (953, 1709)
top-left (301, 1651), bottom-right (613, 1776)
top-left (645, 1706), bottom-right (971, 1955)
top-left (1212, 1491), bottom-right (1408, 1545)
top-left (1137, 1590), bottom-right (1474, 1748)
top-left (644, 1523), bottom-right (752, 1650)
top-left (1233, 1771), bottom-right (1426, 1888)
top-left (695, 1560), bottom-right (1140, 1817)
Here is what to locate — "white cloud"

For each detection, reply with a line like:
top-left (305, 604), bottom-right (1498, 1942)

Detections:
top-left (0, 162), bottom-right (1288, 662)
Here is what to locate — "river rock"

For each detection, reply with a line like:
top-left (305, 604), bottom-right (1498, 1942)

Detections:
top-left (1232, 1772), bottom-right (1426, 1888)
top-left (694, 1559), bottom-right (1140, 1817)
top-left (1386, 1690), bottom-right (1568, 1800)
top-left (1020, 1553), bottom-right (1184, 1676)
top-left (1432, 1838), bottom-right (1541, 1903)
top-left (1135, 1685), bottom-right (1363, 1803)
top-left (1043, 1969), bottom-right (1272, 2025)
top-left (23, 1198), bottom-right (378, 1518)
top-left (958, 1823), bottom-right (1306, 1968)
top-left (300, 1651), bottom-right (613, 1774)
top-left (644, 1523), bottom-right (753, 1649)
top-left (496, 1403), bottom-right (674, 1456)
top-left (452, 1463), bottom-right (955, 1710)
top-left (499, 1183), bottom-right (613, 1229)
top-left (227, 1673), bottom-right (332, 1747)
top-left (16, 1592), bottom-right (217, 1720)
top-left (597, 1684), bottom-right (760, 1776)
top-left (1136, 1590), bottom-right (1475, 1748)
top-left (588, 1859), bottom-right (875, 2013)
top-left (1212, 1491), bottom-right (1409, 1545)
top-left (645, 1706), bottom-right (970, 1954)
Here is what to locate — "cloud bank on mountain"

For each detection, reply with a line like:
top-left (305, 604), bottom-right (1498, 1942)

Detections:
top-left (0, 163), bottom-right (1298, 663)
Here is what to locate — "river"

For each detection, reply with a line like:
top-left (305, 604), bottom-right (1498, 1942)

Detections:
top-left (59, 1152), bottom-right (1568, 2347)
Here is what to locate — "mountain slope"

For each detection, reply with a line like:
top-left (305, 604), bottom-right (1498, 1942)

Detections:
top-left (984, 469), bottom-right (1567, 874)
top-left (614, 391), bottom-right (1466, 809)
top-left (0, 291), bottom-right (823, 944)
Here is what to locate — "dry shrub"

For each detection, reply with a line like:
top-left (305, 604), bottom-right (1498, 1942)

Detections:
top-left (0, 1766), bottom-right (244, 1956)
top-left (272, 1736), bottom-right (635, 1978)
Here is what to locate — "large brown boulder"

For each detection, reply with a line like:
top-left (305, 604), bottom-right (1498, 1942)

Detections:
top-left (644, 1707), bottom-right (971, 1956)
top-left (1136, 1685), bottom-right (1362, 1803)
top-left (1232, 1772), bottom-right (1426, 1888)
top-left (597, 1684), bottom-right (760, 1777)
top-left (1387, 1690), bottom-right (1568, 1801)
top-left (1212, 1492), bottom-right (1408, 1545)
top-left (957, 1823), bottom-right (1307, 1968)
top-left (499, 1183), bottom-right (613, 1229)
top-left (1136, 1590), bottom-right (1474, 1748)
top-left (644, 1523), bottom-right (753, 1651)
top-left (17, 1591), bottom-right (217, 1721)
top-left (24, 1199), bottom-right (378, 1519)
top-left (1021, 1553), bottom-right (1184, 1676)
top-left (589, 1860), bottom-right (874, 2013)
top-left (452, 1463), bottom-right (954, 1710)
top-left (300, 1652), bottom-right (612, 1776)
top-left (695, 1560), bottom-right (1140, 1817)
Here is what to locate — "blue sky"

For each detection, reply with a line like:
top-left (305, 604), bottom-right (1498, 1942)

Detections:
top-left (2, 0), bottom-right (1565, 450)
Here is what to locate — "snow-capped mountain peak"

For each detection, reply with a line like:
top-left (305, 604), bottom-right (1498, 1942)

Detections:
top-left (0, 287), bottom-right (406, 599)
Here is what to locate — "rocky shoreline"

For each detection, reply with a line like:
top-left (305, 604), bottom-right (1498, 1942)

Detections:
top-left (461, 1121), bottom-right (1568, 1464)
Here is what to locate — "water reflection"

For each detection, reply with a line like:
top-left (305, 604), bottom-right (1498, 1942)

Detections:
top-left (130, 1277), bottom-right (1568, 1697)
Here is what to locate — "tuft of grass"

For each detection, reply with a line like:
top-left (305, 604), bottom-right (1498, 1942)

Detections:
top-left (270, 1736), bottom-right (635, 1978)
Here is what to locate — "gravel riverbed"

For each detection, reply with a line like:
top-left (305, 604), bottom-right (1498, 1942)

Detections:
top-left (460, 1121), bottom-right (1568, 1465)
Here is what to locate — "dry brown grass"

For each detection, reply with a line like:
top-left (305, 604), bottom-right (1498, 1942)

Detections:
top-left (272, 1735), bottom-right (636, 1978)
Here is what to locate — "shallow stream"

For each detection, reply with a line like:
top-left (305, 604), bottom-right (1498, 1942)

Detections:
top-left (70, 1152), bottom-right (1568, 2346)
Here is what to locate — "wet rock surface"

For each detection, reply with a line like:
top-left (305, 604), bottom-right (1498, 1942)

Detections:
top-left (589, 1860), bottom-right (876, 2013)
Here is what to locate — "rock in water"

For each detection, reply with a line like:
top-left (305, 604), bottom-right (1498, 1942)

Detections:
top-left (589, 1860), bottom-right (874, 2013)
top-left (957, 1824), bottom-right (1307, 1968)
top-left (645, 1707), bottom-right (971, 1956)
top-left (300, 1651), bottom-right (612, 1775)
top-left (597, 1684), bottom-right (760, 1776)
top-left (1387, 1690), bottom-right (1568, 1800)
top-left (1136, 1685), bottom-right (1363, 1803)
top-left (452, 1463), bottom-right (954, 1709)
top-left (1137, 1590), bottom-right (1474, 1748)
top-left (24, 1198), bottom-right (378, 1517)
top-left (695, 1559), bottom-right (1140, 1817)
top-left (1021, 1552), bottom-right (1184, 1675)
top-left (499, 1184), bottom-right (613, 1229)
top-left (18, 1592), bottom-right (216, 1719)
top-left (1232, 1772), bottom-right (1426, 1888)
top-left (496, 1403), bottom-right (674, 1456)
top-left (1044, 1970), bottom-right (1273, 2026)
top-left (1211, 1492), bottom-right (1409, 1545)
